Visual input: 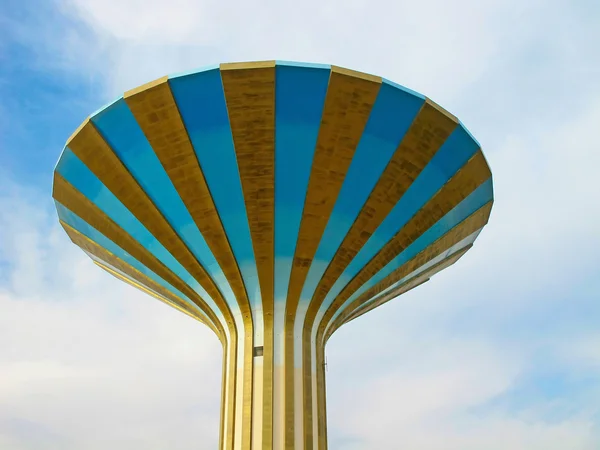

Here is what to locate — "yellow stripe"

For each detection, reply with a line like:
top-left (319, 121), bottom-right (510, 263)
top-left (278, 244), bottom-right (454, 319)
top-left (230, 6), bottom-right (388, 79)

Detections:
top-left (224, 341), bottom-right (237, 450)
top-left (221, 61), bottom-right (277, 450)
top-left (220, 340), bottom-right (236, 450)
top-left (315, 342), bottom-right (328, 450)
top-left (219, 343), bottom-right (227, 450)
top-left (219, 341), bottom-right (237, 450)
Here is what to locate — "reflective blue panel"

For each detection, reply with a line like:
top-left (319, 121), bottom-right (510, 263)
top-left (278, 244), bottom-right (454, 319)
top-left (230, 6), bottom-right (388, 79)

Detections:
top-left (90, 99), bottom-right (237, 309)
top-left (55, 202), bottom-right (199, 312)
top-left (168, 68), bottom-right (261, 311)
top-left (320, 124), bottom-right (484, 309)
top-left (55, 148), bottom-right (221, 316)
top-left (328, 178), bottom-right (493, 324)
top-left (300, 80), bottom-right (425, 306)
top-left (273, 63), bottom-right (331, 304)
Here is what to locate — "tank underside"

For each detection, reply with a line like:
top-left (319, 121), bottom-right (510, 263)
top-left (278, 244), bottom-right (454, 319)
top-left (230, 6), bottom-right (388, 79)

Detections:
top-left (53, 61), bottom-right (493, 450)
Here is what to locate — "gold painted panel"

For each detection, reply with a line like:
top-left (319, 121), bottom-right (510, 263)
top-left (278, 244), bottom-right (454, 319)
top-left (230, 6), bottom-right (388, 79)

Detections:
top-left (316, 342), bottom-right (328, 450)
top-left (221, 62), bottom-right (278, 450)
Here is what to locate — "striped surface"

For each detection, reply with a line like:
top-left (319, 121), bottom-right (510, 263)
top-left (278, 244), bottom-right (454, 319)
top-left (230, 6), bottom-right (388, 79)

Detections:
top-left (52, 61), bottom-right (494, 450)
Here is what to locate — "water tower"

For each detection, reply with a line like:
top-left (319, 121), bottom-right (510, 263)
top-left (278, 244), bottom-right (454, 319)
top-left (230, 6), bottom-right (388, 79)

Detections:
top-left (53, 61), bottom-right (493, 450)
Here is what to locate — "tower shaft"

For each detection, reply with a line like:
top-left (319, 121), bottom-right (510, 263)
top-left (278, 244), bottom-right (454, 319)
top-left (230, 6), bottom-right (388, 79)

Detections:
top-left (219, 314), bottom-right (327, 450)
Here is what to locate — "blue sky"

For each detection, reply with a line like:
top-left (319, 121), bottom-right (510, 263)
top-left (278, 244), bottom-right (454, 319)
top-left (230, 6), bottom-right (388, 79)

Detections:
top-left (1, 0), bottom-right (599, 448)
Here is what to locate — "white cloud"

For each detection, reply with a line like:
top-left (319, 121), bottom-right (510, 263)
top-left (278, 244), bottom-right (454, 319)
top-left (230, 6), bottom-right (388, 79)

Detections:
top-left (2, 0), bottom-right (600, 448)
top-left (0, 179), bottom-right (222, 449)
top-left (60, 0), bottom-right (554, 103)
top-left (327, 331), bottom-right (598, 449)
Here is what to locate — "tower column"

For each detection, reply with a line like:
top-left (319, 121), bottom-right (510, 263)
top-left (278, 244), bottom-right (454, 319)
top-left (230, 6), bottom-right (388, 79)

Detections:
top-left (218, 323), bottom-right (327, 450)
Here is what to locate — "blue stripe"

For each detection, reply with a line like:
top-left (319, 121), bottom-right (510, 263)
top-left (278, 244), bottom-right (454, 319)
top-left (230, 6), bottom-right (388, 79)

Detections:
top-left (55, 148), bottom-right (221, 316)
top-left (328, 178), bottom-right (493, 325)
top-left (300, 80), bottom-right (425, 306)
top-left (168, 68), bottom-right (261, 311)
top-left (274, 63), bottom-right (331, 304)
top-left (90, 99), bottom-right (238, 312)
top-left (55, 202), bottom-right (200, 313)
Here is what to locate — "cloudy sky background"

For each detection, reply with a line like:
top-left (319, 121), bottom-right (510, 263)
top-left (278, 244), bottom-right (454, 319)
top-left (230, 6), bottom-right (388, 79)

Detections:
top-left (1, 0), bottom-right (599, 448)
